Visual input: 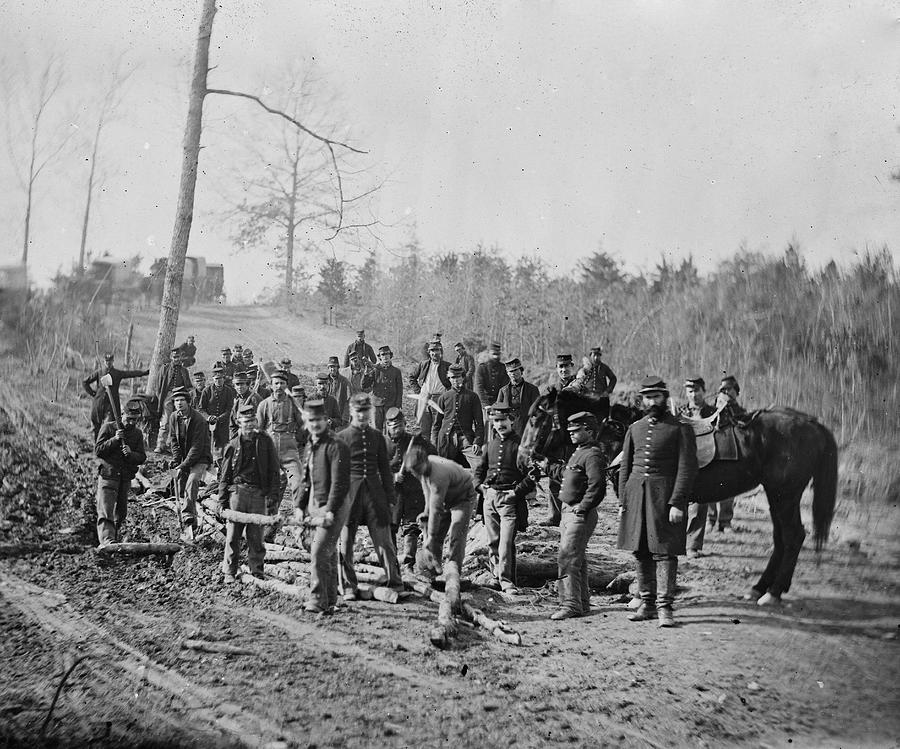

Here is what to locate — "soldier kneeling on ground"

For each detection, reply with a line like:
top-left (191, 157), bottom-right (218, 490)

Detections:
top-left (216, 403), bottom-right (281, 583)
top-left (94, 399), bottom-right (147, 546)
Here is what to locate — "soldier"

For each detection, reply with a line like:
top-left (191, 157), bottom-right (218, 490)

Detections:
top-left (336, 393), bottom-right (403, 600)
top-left (246, 361), bottom-right (271, 400)
top-left (83, 352), bottom-right (150, 439)
top-left (326, 356), bottom-right (352, 424)
top-left (546, 353), bottom-right (577, 392)
top-left (678, 375), bottom-right (716, 557)
top-left (432, 364), bottom-right (484, 466)
top-left (384, 407), bottom-right (436, 573)
top-left (297, 399), bottom-right (351, 614)
top-left (241, 348), bottom-right (255, 369)
top-left (216, 403), bottom-right (281, 582)
top-left (154, 348), bottom-right (192, 453)
top-left (198, 363), bottom-right (235, 466)
top-left (408, 342), bottom-right (451, 439)
top-left (453, 342), bottom-right (475, 390)
top-left (256, 369), bottom-right (306, 522)
top-left (168, 386), bottom-right (213, 541)
top-left (290, 385), bottom-right (307, 408)
top-left (344, 329), bottom-right (376, 367)
top-left (371, 345), bottom-right (403, 432)
top-left (473, 406), bottom-right (535, 595)
top-left (494, 358), bottom-right (540, 437)
top-left (178, 335), bottom-right (197, 368)
top-left (279, 357), bottom-right (301, 390)
top-left (342, 352), bottom-right (375, 395)
top-left (570, 346), bottom-right (618, 414)
top-left (535, 411), bottom-right (607, 619)
top-left (402, 441), bottom-right (476, 584)
top-left (314, 373), bottom-right (345, 430)
top-left (474, 342), bottom-right (510, 439)
top-left (94, 399), bottom-right (147, 546)
top-left (191, 371), bottom-right (206, 408)
top-left (618, 376), bottom-right (698, 627)
top-left (708, 375), bottom-right (744, 534)
top-left (230, 372), bottom-right (262, 440)
top-left (232, 343), bottom-right (243, 361)
top-left (220, 348), bottom-right (237, 385)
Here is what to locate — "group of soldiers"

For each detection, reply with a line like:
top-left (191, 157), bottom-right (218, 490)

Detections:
top-left (86, 327), bottom-right (742, 626)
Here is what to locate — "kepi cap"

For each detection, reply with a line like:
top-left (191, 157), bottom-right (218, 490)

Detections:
top-left (303, 399), bottom-right (326, 417)
top-left (385, 406), bottom-right (405, 423)
top-left (683, 374), bottom-right (706, 390)
top-left (270, 369), bottom-right (290, 383)
top-left (448, 364), bottom-right (465, 377)
top-left (350, 392), bottom-right (372, 410)
top-left (378, 345), bottom-right (392, 355)
top-left (123, 399), bottom-right (143, 416)
top-left (237, 403), bottom-right (257, 418)
top-left (566, 411), bottom-right (597, 431)
top-left (169, 386), bottom-right (191, 401)
top-left (639, 376), bottom-right (669, 395)
top-left (556, 354), bottom-right (573, 364)
top-left (488, 342), bottom-right (501, 353)
top-left (315, 372), bottom-right (330, 382)
top-left (328, 356), bottom-right (340, 366)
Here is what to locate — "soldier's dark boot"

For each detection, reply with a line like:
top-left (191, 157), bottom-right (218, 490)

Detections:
top-left (656, 556), bottom-right (678, 627)
top-left (628, 557), bottom-right (657, 621)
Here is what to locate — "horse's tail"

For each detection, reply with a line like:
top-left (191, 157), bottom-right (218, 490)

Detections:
top-left (812, 422), bottom-right (838, 552)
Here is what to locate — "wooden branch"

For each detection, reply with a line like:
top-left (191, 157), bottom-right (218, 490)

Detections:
top-left (265, 549), bottom-right (310, 563)
top-left (181, 639), bottom-right (254, 655)
top-left (238, 566), bottom-right (302, 598)
top-left (97, 543), bottom-right (181, 557)
top-left (222, 509), bottom-right (280, 526)
top-left (462, 603), bottom-right (522, 646)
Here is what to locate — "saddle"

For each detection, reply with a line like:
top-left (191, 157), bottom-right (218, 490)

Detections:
top-left (682, 415), bottom-right (740, 469)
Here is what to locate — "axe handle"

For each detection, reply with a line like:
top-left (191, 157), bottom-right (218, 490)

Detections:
top-left (103, 385), bottom-right (122, 429)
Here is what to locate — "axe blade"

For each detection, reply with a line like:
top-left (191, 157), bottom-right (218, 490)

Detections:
top-left (99, 373), bottom-right (114, 388)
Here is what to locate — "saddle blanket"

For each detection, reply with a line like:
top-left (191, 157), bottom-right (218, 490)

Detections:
top-left (682, 416), bottom-right (740, 468)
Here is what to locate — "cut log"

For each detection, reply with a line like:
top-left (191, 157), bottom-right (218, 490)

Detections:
top-left (356, 583), bottom-right (402, 604)
top-left (355, 570), bottom-right (387, 585)
top-left (429, 598), bottom-right (459, 650)
top-left (222, 509), bottom-right (280, 526)
top-left (264, 549), bottom-right (310, 563)
top-left (462, 603), bottom-right (522, 646)
top-left (443, 561), bottom-right (461, 614)
top-left (238, 566), bottom-right (303, 598)
top-left (181, 639), bottom-right (254, 655)
top-left (97, 543), bottom-right (181, 557)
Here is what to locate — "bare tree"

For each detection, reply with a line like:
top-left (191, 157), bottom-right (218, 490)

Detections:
top-left (3, 55), bottom-right (76, 267)
top-left (76, 54), bottom-right (134, 275)
top-left (147, 0), bottom-right (369, 396)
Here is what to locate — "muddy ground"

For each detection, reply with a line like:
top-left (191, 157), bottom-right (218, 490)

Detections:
top-left (1, 308), bottom-right (898, 748)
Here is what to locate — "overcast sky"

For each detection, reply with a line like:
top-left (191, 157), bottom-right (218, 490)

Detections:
top-left (1, 1), bottom-right (898, 302)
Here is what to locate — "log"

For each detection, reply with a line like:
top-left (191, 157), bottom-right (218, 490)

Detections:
top-left (462, 603), bottom-right (522, 646)
top-left (222, 509), bottom-right (280, 526)
top-left (355, 570), bottom-right (387, 585)
top-left (133, 470), bottom-right (152, 491)
top-left (444, 561), bottom-right (461, 614)
top-left (356, 563), bottom-right (387, 577)
top-left (97, 543), bottom-right (181, 557)
top-left (264, 549), bottom-right (310, 563)
top-left (262, 564), bottom-right (298, 583)
top-left (356, 583), bottom-right (402, 604)
top-left (238, 566), bottom-right (303, 598)
top-left (181, 639), bottom-right (254, 656)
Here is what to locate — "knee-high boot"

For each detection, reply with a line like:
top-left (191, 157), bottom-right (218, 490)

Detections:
top-left (628, 556), bottom-right (657, 621)
top-left (656, 556), bottom-right (678, 627)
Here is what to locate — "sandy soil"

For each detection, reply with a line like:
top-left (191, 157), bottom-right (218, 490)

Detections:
top-left (1, 306), bottom-right (898, 748)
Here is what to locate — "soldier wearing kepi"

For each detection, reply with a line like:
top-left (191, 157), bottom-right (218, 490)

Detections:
top-left (220, 348), bottom-right (237, 386)
top-left (408, 341), bottom-right (451, 439)
top-left (257, 369), bottom-right (306, 523)
top-left (83, 352), bottom-right (150, 439)
top-left (199, 363), bottom-right (235, 466)
top-left (473, 405), bottom-right (535, 595)
top-left (384, 407), bottom-right (436, 573)
top-left (279, 357), bottom-right (300, 390)
top-left (474, 342), bottom-right (510, 440)
top-left (230, 372), bottom-right (262, 440)
top-left (336, 393), bottom-right (403, 600)
top-left (344, 329), bottom-right (376, 368)
top-left (190, 371), bottom-right (206, 408)
top-left (494, 357), bottom-right (540, 438)
top-left (326, 356), bottom-right (352, 424)
top-left (94, 399), bottom-right (147, 546)
top-left (154, 347), bottom-right (192, 453)
top-left (371, 345), bottom-right (403, 432)
top-left (296, 399), bottom-right (351, 614)
top-left (535, 411), bottom-right (606, 619)
top-left (618, 376), bottom-right (698, 627)
top-left (547, 353), bottom-right (577, 392)
top-left (314, 373), bottom-right (345, 430)
top-left (216, 403), bottom-right (281, 582)
top-left (432, 364), bottom-right (484, 466)
top-left (168, 386), bottom-right (213, 540)
top-left (678, 375), bottom-right (716, 557)
top-left (570, 346), bottom-right (618, 416)
top-left (537, 353), bottom-right (579, 526)
top-left (453, 342), bottom-right (476, 391)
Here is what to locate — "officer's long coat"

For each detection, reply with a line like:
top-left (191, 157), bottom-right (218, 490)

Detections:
top-left (617, 414), bottom-right (698, 555)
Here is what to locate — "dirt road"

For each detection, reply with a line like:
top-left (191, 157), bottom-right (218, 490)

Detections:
top-left (1, 308), bottom-right (898, 748)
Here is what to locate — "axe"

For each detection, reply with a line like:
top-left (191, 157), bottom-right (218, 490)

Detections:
top-left (99, 373), bottom-right (122, 429)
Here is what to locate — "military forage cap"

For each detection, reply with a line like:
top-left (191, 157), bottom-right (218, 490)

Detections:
top-left (378, 345), bottom-right (392, 355)
top-left (237, 403), bottom-right (257, 418)
top-left (211, 363), bottom-right (224, 373)
top-left (427, 341), bottom-right (442, 351)
top-left (233, 344), bottom-right (243, 351)
top-left (567, 410), bottom-right (598, 431)
top-left (639, 376), bottom-right (669, 395)
top-left (490, 405), bottom-right (512, 418)
top-left (504, 357), bottom-right (523, 371)
top-left (356, 329), bottom-right (365, 336)
top-left (280, 357), bottom-right (292, 367)
top-left (683, 374), bottom-right (706, 390)
top-left (328, 356), bottom-right (341, 366)
top-left (270, 369), bottom-right (290, 383)
top-left (350, 392), bottom-right (372, 410)
top-left (448, 364), bottom-right (465, 377)
top-left (303, 399), bottom-right (326, 417)
top-left (556, 354), bottom-right (573, 364)
top-left (291, 385), bottom-right (306, 396)
top-left (590, 345), bottom-right (603, 354)
top-left (124, 399), bottom-right (143, 416)
top-left (233, 373), bottom-right (250, 384)
top-left (221, 347), bottom-right (231, 354)
top-left (193, 371), bottom-right (206, 379)
top-left (315, 372), bottom-right (330, 382)
top-left (243, 349), bottom-right (254, 360)
top-left (169, 386), bottom-right (191, 401)
top-left (385, 406), bottom-right (405, 423)
top-left (488, 342), bottom-right (501, 352)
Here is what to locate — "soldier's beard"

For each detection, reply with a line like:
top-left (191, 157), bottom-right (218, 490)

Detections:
top-left (644, 401), bottom-right (670, 419)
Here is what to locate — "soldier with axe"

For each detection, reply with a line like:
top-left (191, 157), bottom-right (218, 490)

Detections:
top-left (82, 352), bottom-right (149, 439)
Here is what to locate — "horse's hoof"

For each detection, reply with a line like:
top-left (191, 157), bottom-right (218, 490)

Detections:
top-left (742, 588), bottom-right (763, 602)
top-left (757, 592), bottom-right (782, 607)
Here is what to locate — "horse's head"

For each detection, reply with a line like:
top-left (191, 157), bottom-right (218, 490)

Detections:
top-left (517, 389), bottom-right (559, 470)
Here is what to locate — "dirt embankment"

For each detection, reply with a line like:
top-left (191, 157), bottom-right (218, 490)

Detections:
top-left (1, 331), bottom-right (899, 748)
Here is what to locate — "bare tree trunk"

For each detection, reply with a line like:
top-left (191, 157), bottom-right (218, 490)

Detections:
top-left (147, 0), bottom-right (216, 395)
top-left (284, 157), bottom-right (298, 297)
top-left (77, 120), bottom-right (101, 276)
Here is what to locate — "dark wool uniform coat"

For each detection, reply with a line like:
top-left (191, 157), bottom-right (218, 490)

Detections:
top-left (168, 407), bottom-right (213, 470)
top-left (617, 413), bottom-right (698, 555)
top-left (336, 424), bottom-right (396, 526)
top-left (198, 383), bottom-right (236, 449)
top-left (217, 430), bottom-right (281, 503)
top-left (299, 433), bottom-right (350, 514)
top-left (386, 431), bottom-right (436, 525)
top-left (474, 359), bottom-right (510, 409)
top-left (371, 364), bottom-right (403, 409)
top-left (432, 387), bottom-right (485, 451)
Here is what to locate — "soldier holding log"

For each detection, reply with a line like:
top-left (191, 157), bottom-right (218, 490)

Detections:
top-left (216, 404), bottom-right (281, 582)
top-left (94, 400), bottom-right (147, 546)
top-left (297, 399), bottom-right (351, 614)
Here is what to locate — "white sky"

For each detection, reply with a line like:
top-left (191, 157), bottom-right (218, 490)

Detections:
top-left (1, 1), bottom-right (898, 302)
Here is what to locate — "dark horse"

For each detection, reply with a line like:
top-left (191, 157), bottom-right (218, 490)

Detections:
top-left (518, 389), bottom-right (838, 605)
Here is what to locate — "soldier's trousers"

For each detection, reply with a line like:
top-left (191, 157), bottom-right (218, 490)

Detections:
top-left (392, 521), bottom-right (421, 569)
top-left (96, 472), bottom-right (130, 545)
top-left (222, 485), bottom-right (266, 575)
top-left (484, 488), bottom-right (519, 589)
top-left (308, 500), bottom-right (352, 610)
top-left (557, 504), bottom-right (598, 614)
top-left (338, 492), bottom-right (402, 592)
top-left (538, 477), bottom-right (562, 524)
top-left (425, 489), bottom-right (474, 574)
top-left (155, 401), bottom-right (175, 450)
top-left (177, 463), bottom-right (208, 528)
top-left (686, 502), bottom-right (708, 551)
top-left (708, 498), bottom-right (734, 529)
top-left (271, 435), bottom-right (303, 514)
